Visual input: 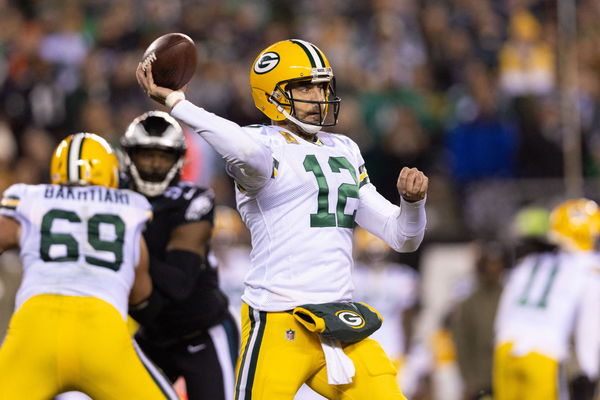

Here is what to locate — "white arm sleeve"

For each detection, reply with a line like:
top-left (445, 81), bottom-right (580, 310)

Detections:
top-left (171, 100), bottom-right (273, 191)
top-left (574, 275), bottom-right (600, 379)
top-left (356, 183), bottom-right (426, 252)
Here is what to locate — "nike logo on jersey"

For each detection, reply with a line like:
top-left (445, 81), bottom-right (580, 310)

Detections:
top-left (187, 343), bottom-right (207, 354)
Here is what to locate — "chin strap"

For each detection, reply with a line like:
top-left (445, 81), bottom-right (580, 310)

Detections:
top-left (273, 101), bottom-right (322, 135)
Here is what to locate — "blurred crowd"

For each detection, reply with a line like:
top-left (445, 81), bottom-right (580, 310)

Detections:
top-left (2, 0), bottom-right (600, 399)
top-left (1, 0), bottom-right (600, 242)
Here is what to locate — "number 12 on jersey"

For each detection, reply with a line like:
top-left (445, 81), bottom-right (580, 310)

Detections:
top-left (303, 155), bottom-right (359, 228)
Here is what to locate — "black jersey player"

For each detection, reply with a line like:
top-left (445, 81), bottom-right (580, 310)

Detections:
top-left (121, 111), bottom-right (239, 400)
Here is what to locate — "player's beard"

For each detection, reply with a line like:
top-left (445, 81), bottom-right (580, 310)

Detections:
top-left (303, 111), bottom-right (321, 125)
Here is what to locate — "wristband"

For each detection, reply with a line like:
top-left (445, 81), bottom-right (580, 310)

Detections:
top-left (165, 91), bottom-right (185, 108)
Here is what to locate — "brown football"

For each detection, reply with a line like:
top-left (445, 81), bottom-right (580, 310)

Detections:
top-left (141, 33), bottom-right (197, 90)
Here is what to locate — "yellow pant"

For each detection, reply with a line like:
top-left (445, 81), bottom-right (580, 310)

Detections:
top-left (0, 294), bottom-right (177, 400)
top-left (493, 342), bottom-right (561, 400)
top-left (234, 303), bottom-right (406, 400)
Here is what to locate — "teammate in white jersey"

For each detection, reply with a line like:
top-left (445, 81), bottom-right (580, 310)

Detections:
top-left (493, 199), bottom-right (600, 400)
top-left (0, 133), bottom-right (178, 400)
top-left (352, 227), bottom-right (419, 366)
top-left (137, 39), bottom-right (428, 399)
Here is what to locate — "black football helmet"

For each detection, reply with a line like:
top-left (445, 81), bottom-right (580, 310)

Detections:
top-left (120, 111), bottom-right (187, 197)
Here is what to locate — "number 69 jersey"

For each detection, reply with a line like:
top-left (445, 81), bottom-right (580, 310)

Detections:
top-left (0, 183), bottom-right (152, 319)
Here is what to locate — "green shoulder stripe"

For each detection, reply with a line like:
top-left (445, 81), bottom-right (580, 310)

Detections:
top-left (0, 195), bottom-right (20, 209)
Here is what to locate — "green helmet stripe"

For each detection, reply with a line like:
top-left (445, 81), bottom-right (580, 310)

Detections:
top-left (78, 136), bottom-right (86, 181)
top-left (290, 39), bottom-right (321, 68)
top-left (66, 136), bottom-right (73, 181)
top-left (68, 134), bottom-right (85, 182)
top-left (309, 43), bottom-right (326, 66)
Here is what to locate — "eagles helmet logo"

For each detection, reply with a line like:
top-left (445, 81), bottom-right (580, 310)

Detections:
top-left (336, 310), bottom-right (365, 329)
top-left (254, 52), bottom-right (280, 74)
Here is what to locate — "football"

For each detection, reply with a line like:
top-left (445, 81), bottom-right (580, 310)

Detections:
top-left (141, 33), bottom-right (197, 90)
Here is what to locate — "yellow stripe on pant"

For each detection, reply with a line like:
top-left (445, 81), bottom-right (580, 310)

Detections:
top-left (234, 303), bottom-right (406, 400)
top-left (0, 294), bottom-right (176, 400)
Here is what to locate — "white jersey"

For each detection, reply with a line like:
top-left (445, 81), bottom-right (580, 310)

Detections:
top-left (0, 184), bottom-right (151, 319)
top-left (494, 251), bottom-right (600, 378)
top-left (172, 100), bottom-right (427, 311)
top-left (235, 125), bottom-right (369, 310)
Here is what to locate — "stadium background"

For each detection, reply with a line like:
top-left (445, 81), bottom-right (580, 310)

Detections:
top-left (1, 0), bottom-right (599, 399)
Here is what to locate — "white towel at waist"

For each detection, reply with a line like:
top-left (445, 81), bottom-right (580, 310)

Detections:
top-left (320, 337), bottom-right (355, 385)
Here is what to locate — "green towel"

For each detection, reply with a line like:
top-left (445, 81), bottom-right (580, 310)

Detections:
top-left (292, 302), bottom-right (383, 343)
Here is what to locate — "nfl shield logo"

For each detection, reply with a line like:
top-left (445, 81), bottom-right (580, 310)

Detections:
top-left (286, 329), bottom-right (295, 341)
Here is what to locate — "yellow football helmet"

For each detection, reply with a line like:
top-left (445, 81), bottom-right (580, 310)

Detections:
top-left (511, 206), bottom-right (550, 239)
top-left (250, 39), bottom-right (340, 134)
top-left (213, 205), bottom-right (248, 246)
top-left (50, 133), bottom-right (119, 188)
top-left (353, 227), bottom-right (390, 261)
top-left (549, 198), bottom-right (600, 251)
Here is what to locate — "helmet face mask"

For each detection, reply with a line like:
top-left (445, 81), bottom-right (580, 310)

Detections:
top-left (128, 148), bottom-right (179, 183)
top-left (272, 77), bottom-right (340, 129)
top-left (120, 111), bottom-right (186, 197)
top-left (50, 133), bottom-right (119, 189)
top-left (250, 39), bottom-right (341, 134)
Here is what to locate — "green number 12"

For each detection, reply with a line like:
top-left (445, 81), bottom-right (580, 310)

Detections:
top-left (303, 155), bottom-right (359, 228)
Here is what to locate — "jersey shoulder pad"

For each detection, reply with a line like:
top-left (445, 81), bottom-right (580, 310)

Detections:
top-left (161, 182), bottom-right (214, 222)
top-left (178, 181), bottom-right (214, 201)
top-left (0, 183), bottom-right (28, 213)
top-left (337, 134), bottom-right (366, 170)
top-left (242, 124), bottom-right (269, 134)
top-left (323, 131), bottom-right (358, 150)
top-left (183, 187), bottom-right (214, 222)
top-left (163, 181), bottom-right (213, 202)
top-left (2, 183), bottom-right (28, 199)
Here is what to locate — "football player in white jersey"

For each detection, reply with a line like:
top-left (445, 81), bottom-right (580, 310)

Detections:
top-left (137, 39), bottom-right (428, 399)
top-left (0, 133), bottom-right (178, 400)
top-left (493, 199), bottom-right (600, 400)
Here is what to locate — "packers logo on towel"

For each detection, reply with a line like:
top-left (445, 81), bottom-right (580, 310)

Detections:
top-left (292, 302), bottom-right (382, 342)
top-left (336, 310), bottom-right (365, 329)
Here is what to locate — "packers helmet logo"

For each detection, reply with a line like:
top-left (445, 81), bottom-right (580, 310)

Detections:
top-left (336, 310), bottom-right (365, 329)
top-left (254, 52), bottom-right (280, 74)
